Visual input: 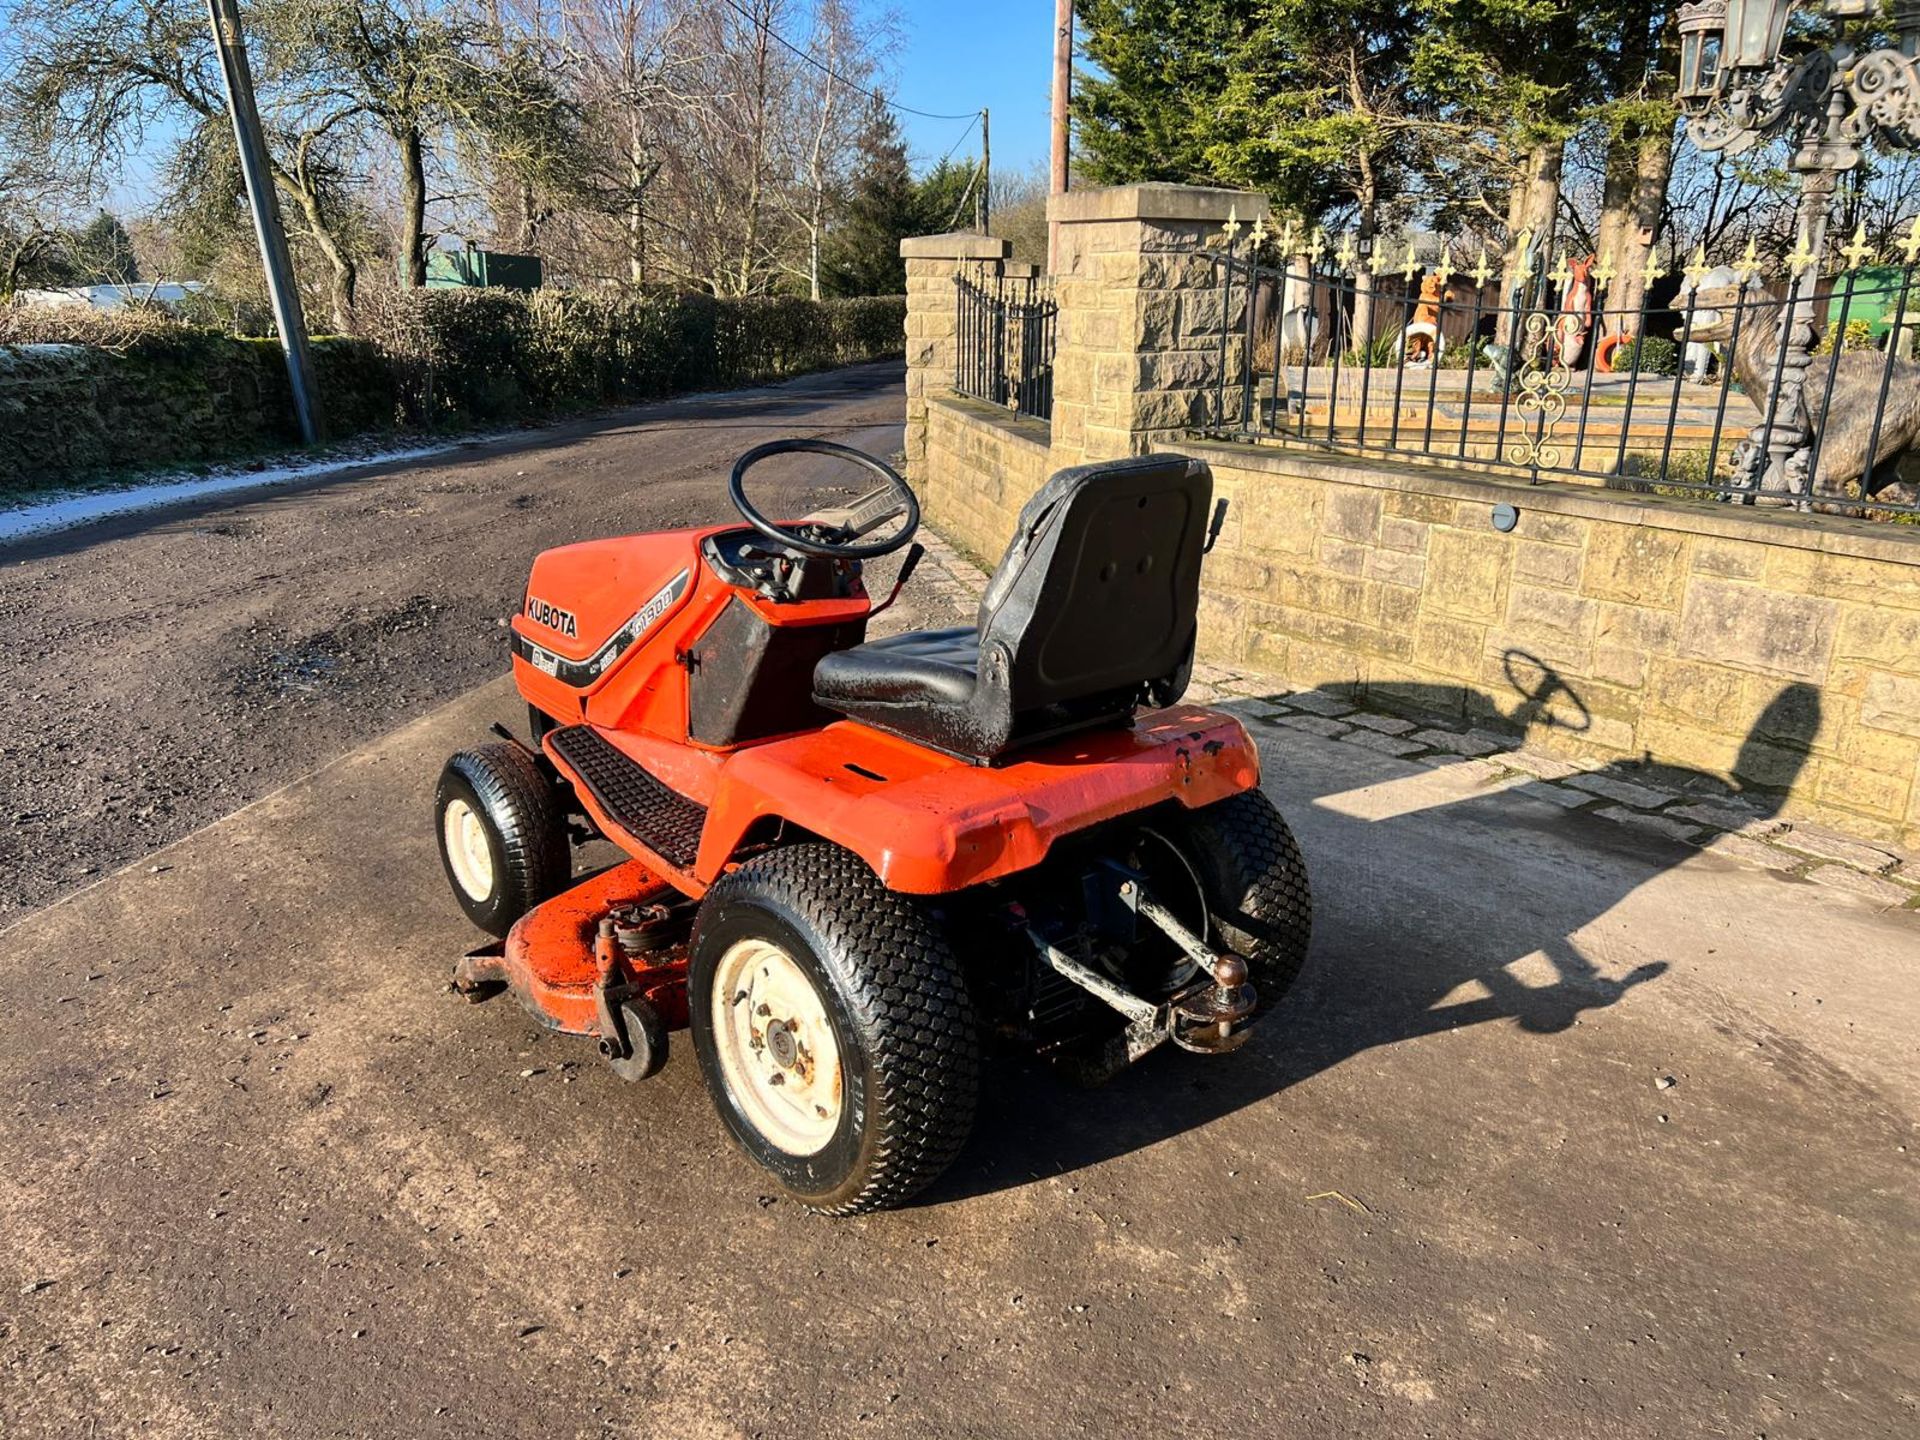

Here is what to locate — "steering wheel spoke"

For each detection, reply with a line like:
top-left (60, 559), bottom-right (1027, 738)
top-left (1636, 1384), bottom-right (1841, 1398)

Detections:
top-left (729, 439), bottom-right (920, 561)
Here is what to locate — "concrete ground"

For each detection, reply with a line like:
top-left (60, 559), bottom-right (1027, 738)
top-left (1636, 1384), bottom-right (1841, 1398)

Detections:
top-left (1, 364), bottom-right (1915, 1436)
top-left (2, 675), bottom-right (1914, 1437)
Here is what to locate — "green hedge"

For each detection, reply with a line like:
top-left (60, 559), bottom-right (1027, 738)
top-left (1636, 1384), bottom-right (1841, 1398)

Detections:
top-left (0, 291), bottom-right (907, 494)
top-left (0, 332), bottom-right (393, 490)
top-left (359, 290), bottom-right (906, 425)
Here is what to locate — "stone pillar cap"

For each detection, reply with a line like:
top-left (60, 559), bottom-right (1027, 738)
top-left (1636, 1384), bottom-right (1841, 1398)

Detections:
top-left (900, 231), bottom-right (1011, 260)
top-left (1048, 184), bottom-right (1271, 226)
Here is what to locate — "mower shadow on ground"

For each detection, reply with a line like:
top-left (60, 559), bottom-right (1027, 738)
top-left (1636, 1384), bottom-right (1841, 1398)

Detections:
top-left (927, 676), bottom-right (1818, 1206)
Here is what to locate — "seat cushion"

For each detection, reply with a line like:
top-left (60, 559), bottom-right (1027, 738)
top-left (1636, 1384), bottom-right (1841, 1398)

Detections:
top-left (811, 627), bottom-right (979, 707)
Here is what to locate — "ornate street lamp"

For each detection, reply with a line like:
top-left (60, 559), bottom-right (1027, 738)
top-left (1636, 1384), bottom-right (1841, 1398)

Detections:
top-left (1677, 1), bottom-right (1728, 108)
top-left (1674, 0), bottom-right (1920, 495)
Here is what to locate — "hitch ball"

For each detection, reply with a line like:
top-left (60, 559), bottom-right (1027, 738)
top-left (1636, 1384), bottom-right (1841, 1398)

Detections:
top-left (1212, 954), bottom-right (1248, 992)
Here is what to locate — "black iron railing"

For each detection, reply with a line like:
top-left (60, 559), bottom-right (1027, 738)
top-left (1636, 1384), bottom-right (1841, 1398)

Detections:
top-left (1201, 237), bottom-right (1920, 519)
top-left (955, 265), bottom-right (1057, 421)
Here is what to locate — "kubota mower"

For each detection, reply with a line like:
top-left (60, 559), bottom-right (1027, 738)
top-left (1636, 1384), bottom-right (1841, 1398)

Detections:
top-left (436, 439), bottom-right (1311, 1214)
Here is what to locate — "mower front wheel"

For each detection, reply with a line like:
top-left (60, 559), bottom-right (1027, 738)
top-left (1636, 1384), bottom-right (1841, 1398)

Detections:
top-left (434, 742), bottom-right (569, 937)
top-left (688, 843), bottom-right (980, 1215)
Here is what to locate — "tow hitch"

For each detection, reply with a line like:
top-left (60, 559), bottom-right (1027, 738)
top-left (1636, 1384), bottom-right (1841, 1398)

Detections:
top-left (1024, 881), bottom-right (1256, 1064)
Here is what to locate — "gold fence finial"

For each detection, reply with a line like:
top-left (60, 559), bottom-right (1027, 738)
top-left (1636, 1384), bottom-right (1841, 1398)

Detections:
top-left (1786, 223), bottom-right (1817, 277)
top-left (1840, 222), bottom-right (1877, 270)
top-left (1684, 244), bottom-right (1713, 287)
top-left (1251, 215), bottom-right (1269, 250)
top-left (1402, 238), bottom-right (1420, 281)
top-left (1222, 205), bottom-right (1243, 244)
top-left (1643, 247), bottom-right (1666, 288)
top-left (1279, 218), bottom-right (1296, 256)
top-left (1335, 232), bottom-right (1356, 273)
top-left (1549, 251), bottom-right (1572, 286)
top-left (1592, 251), bottom-right (1618, 287)
top-left (1471, 245), bottom-right (1493, 287)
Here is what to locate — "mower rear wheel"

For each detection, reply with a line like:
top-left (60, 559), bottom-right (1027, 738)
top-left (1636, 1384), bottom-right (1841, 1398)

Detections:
top-left (1162, 789), bottom-right (1313, 1009)
top-left (434, 742), bottom-right (569, 938)
top-left (688, 842), bottom-right (980, 1215)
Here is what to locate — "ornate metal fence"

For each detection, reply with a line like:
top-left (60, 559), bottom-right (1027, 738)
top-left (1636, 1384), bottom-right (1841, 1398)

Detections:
top-left (954, 265), bottom-right (1057, 421)
top-left (1200, 223), bottom-right (1920, 518)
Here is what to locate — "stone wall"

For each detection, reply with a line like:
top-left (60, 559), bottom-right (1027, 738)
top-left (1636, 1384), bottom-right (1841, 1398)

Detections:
top-left (1181, 442), bottom-right (1920, 846)
top-left (901, 186), bottom-right (1920, 848)
top-left (922, 393), bottom-right (1051, 567)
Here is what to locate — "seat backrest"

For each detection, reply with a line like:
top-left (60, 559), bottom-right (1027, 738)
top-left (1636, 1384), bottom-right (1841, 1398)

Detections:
top-left (977, 453), bottom-right (1212, 713)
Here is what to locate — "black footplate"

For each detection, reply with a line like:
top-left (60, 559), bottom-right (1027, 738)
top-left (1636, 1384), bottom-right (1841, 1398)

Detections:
top-left (548, 726), bottom-right (708, 869)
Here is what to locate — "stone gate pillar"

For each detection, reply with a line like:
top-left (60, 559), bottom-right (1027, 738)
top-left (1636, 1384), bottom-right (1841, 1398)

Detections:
top-left (1046, 184), bottom-right (1270, 469)
top-left (899, 231), bottom-right (1010, 484)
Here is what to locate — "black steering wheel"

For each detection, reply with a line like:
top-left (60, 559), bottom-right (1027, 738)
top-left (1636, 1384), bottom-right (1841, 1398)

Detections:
top-left (728, 438), bottom-right (920, 560)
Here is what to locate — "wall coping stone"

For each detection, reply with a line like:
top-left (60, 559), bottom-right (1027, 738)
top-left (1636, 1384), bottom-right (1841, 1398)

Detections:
top-left (1175, 437), bottom-right (1920, 568)
top-left (1049, 184), bottom-right (1271, 227)
top-left (930, 391), bottom-right (1053, 452)
top-left (900, 231), bottom-right (1010, 260)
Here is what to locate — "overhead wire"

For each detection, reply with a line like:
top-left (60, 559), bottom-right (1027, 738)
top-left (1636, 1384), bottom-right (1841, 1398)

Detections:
top-left (712, 0), bottom-right (981, 122)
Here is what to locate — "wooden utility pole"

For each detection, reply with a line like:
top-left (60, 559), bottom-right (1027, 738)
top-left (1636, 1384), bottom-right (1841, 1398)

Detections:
top-left (976, 108), bottom-right (991, 234)
top-left (1050, 0), bottom-right (1071, 269)
top-left (206, 0), bottom-right (320, 445)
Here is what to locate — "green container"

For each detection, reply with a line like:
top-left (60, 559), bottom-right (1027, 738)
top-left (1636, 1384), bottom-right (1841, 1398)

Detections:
top-left (424, 249), bottom-right (543, 291)
top-left (1827, 265), bottom-right (1914, 337)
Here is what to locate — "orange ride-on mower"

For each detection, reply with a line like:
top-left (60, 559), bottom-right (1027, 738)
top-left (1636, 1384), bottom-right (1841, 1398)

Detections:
top-left (436, 439), bottom-right (1311, 1214)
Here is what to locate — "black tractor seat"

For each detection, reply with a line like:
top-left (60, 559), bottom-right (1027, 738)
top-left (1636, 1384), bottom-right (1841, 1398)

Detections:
top-left (812, 453), bottom-right (1214, 763)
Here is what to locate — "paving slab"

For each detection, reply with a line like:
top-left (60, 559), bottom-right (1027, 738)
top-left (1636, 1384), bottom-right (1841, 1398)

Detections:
top-left (1777, 828), bottom-right (1904, 876)
top-left (1, 684), bottom-right (1916, 1438)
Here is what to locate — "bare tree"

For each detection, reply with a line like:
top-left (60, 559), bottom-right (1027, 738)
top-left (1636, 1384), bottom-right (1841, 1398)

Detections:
top-left (551, 0), bottom-right (705, 284)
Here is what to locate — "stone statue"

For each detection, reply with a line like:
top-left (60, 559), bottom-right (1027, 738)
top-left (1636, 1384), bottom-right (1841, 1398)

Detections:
top-left (1682, 276), bottom-right (1920, 504)
top-left (1401, 273), bottom-right (1457, 365)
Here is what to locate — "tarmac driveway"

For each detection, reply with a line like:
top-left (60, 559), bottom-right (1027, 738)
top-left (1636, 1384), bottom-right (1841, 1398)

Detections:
top-left (2, 674), bottom-right (1914, 1437)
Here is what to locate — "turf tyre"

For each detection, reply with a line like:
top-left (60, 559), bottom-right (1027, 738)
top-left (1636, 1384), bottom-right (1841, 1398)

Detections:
top-left (434, 742), bottom-right (569, 937)
top-left (688, 842), bottom-right (980, 1215)
top-left (1163, 789), bottom-right (1313, 1010)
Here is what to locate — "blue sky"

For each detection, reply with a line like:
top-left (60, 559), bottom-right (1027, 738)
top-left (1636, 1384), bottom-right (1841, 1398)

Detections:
top-left (891, 1), bottom-right (1055, 178)
top-left (53, 0), bottom-right (1060, 212)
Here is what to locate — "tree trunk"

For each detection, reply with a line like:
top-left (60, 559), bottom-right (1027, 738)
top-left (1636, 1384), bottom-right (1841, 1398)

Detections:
top-left (1501, 139), bottom-right (1562, 342)
top-left (1595, 138), bottom-right (1635, 292)
top-left (284, 181), bottom-right (358, 331)
top-left (808, 193), bottom-right (823, 301)
top-left (627, 130), bottom-right (650, 287)
top-left (1607, 129), bottom-right (1674, 328)
top-left (738, 7), bottom-right (772, 297)
top-left (399, 126), bottom-right (427, 288)
top-left (0, 233), bottom-right (44, 301)
top-left (1350, 167), bottom-right (1379, 357)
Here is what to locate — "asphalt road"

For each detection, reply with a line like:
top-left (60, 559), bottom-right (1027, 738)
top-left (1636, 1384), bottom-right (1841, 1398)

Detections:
top-left (0, 363), bottom-right (925, 919)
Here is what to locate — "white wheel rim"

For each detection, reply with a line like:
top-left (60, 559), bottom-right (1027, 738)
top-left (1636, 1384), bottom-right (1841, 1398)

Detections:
top-left (711, 937), bottom-right (844, 1156)
top-left (442, 798), bottom-right (496, 902)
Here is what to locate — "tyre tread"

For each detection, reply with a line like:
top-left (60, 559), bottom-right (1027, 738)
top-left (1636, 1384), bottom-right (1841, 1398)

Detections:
top-left (1170, 789), bottom-right (1313, 1003)
top-left (437, 742), bottom-right (568, 935)
top-left (697, 842), bottom-right (980, 1216)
